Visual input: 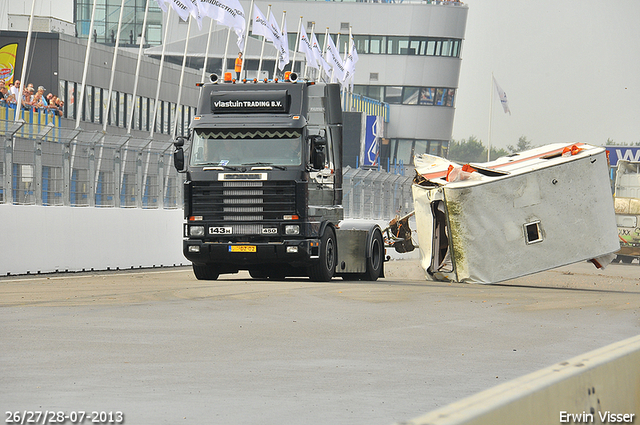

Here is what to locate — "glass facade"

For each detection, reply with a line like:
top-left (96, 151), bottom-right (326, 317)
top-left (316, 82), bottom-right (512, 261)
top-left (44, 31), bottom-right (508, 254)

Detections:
top-left (75, 0), bottom-right (164, 45)
top-left (60, 81), bottom-right (193, 136)
top-left (354, 85), bottom-right (455, 107)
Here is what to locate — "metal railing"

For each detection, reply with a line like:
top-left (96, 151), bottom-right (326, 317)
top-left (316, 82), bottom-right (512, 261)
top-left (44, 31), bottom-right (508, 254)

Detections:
top-left (2, 107), bottom-right (413, 218)
top-left (343, 166), bottom-right (413, 220)
top-left (1, 108), bottom-right (181, 208)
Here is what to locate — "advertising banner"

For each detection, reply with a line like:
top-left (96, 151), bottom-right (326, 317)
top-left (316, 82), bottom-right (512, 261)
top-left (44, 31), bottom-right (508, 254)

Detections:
top-left (0, 43), bottom-right (18, 84)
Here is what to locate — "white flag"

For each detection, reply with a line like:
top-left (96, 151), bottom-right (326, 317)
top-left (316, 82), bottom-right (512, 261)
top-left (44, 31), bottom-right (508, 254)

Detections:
top-left (167, 0), bottom-right (191, 21)
top-left (311, 33), bottom-right (331, 75)
top-left (266, 12), bottom-right (288, 70)
top-left (342, 36), bottom-right (358, 86)
top-left (493, 76), bottom-right (511, 115)
top-left (252, 5), bottom-right (279, 47)
top-left (276, 17), bottom-right (289, 71)
top-left (298, 26), bottom-right (317, 70)
top-left (324, 35), bottom-right (345, 83)
top-left (198, 0), bottom-right (246, 50)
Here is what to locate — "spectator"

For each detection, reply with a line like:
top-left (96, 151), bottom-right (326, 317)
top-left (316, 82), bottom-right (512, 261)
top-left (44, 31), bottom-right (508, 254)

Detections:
top-left (9, 80), bottom-right (20, 99)
top-left (22, 87), bottom-right (35, 109)
top-left (0, 86), bottom-right (8, 106)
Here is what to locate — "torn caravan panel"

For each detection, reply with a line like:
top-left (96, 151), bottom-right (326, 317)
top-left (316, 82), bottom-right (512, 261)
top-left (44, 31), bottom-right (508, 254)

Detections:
top-left (412, 143), bottom-right (620, 284)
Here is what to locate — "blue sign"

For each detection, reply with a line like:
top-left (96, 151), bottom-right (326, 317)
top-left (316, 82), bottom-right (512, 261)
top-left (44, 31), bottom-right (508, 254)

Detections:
top-left (606, 146), bottom-right (640, 166)
top-left (364, 115), bottom-right (380, 166)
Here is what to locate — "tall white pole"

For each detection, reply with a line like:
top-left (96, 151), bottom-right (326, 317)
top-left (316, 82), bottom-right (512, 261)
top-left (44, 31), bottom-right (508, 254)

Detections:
top-left (290, 16), bottom-right (302, 74)
top-left (149, 7), bottom-right (173, 139)
top-left (172, 17), bottom-right (193, 139)
top-left (222, 26), bottom-right (232, 78)
top-left (240, 0), bottom-right (256, 80)
top-left (103, 0), bottom-right (126, 132)
top-left (487, 72), bottom-right (494, 162)
top-left (75, 0), bottom-right (98, 129)
top-left (128, 0), bottom-right (151, 133)
top-left (273, 10), bottom-right (286, 78)
top-left (257, 4), bottom-right (271, 79)
top-left (203, 19), bottom-right (216, 81)
top-left (303, 22), bottom-right (315, 80)
top-left (317, 27), bottom-right (329, 83)
top-left (14, 0), bottom-right (36, 120)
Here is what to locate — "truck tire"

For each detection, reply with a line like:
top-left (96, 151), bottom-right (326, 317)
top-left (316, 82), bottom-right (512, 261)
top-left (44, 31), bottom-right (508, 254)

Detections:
top-left (362, 230), bottom-right (384, 281)
top-left (308, 227), bottom-right (337, 282)
top-left (193, 264), bottom-right (220, 280)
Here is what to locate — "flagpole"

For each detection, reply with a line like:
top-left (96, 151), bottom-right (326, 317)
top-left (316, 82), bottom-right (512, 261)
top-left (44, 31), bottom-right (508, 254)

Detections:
top-left (103, 0), bottom-right (126, 132)
top-left (290, 16), bottom-right (302, 74)
top-left (222, 26), bottom-right (232, 78)
top-left (257, 4), bottom-right (271, 79)
top-left (273, 10), bottom-right (286, 79)
top-left (240, 0), bottom-right (255, 80)
top-left (203, 19), bottom-right (216, 80)
top-left (172, 16), bottom-right (193, 138)
top-left (488, 72), bottom-right (494, 162)
top-left (348, 26), bottom-right (353, 111)
top-left (127, 0), bottom-right (150, 133)
top-left (303, 22), bottom-right (315, 80)
top-left (330, 33), bottom-right (340, 83)
top-left (14, 0), bottom-right (36, 121)
top-left (318, 27), bottom-right (329, 83)
top-left (75, 0), bottom-right (98, 129)
top-left (149, 6), bottom-right (172, 139)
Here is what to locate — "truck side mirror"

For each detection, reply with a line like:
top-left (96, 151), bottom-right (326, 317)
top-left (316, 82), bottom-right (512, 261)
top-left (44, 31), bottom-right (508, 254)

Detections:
top-left (310, 135), bottom-right (327, 170)
top-left (174, 137), bottom-right (186, 172)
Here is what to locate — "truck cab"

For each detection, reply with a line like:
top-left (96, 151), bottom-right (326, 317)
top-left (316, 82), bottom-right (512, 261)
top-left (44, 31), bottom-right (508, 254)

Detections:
top-left (174, 75), bottom-right (384, 281)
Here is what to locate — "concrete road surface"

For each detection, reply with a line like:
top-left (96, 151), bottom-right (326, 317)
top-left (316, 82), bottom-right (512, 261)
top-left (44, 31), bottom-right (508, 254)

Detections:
top-left (1, 260), bottom-right (639, 425)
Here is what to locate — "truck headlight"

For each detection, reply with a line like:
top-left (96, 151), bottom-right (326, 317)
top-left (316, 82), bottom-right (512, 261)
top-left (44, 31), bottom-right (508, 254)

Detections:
top-left (189, 225), bottom-right (205, 236)
top-left (285, 224), bottom-right (300, 235)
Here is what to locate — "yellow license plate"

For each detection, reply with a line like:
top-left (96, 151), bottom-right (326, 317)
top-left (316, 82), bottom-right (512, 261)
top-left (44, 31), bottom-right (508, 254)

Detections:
top-left (229, 245), bottom-right (256, 253)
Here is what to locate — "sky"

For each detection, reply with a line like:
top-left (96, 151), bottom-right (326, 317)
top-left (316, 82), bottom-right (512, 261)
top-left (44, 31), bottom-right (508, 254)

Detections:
top-left (451, 0), bottom-right (640, 150)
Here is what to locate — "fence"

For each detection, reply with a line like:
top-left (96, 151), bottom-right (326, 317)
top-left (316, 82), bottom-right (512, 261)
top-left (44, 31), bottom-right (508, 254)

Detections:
top-left (2, 107), bottom-right (413, 219)
top-left (1, 109), bottom-right (181, 209)
top-left (343, 166), bottom-right (413, 220)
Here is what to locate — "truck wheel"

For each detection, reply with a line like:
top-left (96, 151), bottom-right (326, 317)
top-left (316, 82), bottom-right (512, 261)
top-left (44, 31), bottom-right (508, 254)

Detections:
top-left (362, 230), bottom-right (384, 281)
top-left (619, 255), bottom-right (634, 264)
top-left (308, 227), bottom-right (337, 282)
top-left (193, 264), bottom-right (220, 280)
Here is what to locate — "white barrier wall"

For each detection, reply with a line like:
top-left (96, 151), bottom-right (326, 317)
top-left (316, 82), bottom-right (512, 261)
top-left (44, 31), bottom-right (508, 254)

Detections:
top-left (398, 335), bottom-right (640, 425)
top-left (0, 205), bottom-right (185, 275)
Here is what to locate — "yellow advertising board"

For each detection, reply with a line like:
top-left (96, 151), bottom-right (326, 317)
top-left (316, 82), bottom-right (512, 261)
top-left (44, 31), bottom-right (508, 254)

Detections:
top-left (0, 43), bottom-right (18, 84)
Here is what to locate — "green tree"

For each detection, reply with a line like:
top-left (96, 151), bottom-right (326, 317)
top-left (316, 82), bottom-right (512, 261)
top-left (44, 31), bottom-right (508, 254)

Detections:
top-left (507, 136), bottom-right (533, 153)
top-left (448, 136), bottom-right (486, 163)
top-left (448, 136), bottom-right (510, 163)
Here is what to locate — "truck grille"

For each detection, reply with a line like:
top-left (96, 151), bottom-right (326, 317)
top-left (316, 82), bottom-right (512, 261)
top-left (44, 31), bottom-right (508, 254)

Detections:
top-left (191, 181), bottom-right (296, 221)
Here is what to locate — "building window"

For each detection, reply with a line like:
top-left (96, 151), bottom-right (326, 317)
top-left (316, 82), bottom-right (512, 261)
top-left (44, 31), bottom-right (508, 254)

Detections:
top-left (355, 85), bottom-right (455, 107)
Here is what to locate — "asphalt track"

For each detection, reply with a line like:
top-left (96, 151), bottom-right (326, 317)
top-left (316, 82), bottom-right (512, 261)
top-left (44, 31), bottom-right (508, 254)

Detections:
top-left (1, 260), bottom-right (639, 425)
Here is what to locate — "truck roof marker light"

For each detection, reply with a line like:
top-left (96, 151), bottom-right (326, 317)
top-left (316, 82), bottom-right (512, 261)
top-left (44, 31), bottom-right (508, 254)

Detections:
top-left (285, 71), bottom-right (291, 81)
top-left (195, 82), bottom-right (204, 87)
top-left (242, 79), bottom-right (247, 83)
top-left (189, 216), bottom-right (203, 221)
top-left (194, 116), bottom-right (201, 120)
top-left (263, 78), bottom-right (268, 83)
top-left (293, 116), bottom-right (300, 120)
top-left (224, 72), bottom-right (232, 82)
top-left (284, 214), bottom-right (299, 220)
top-left (253, 78), bottom-right (258, 84)
top-left (274, 78), bottom-right (278, 83)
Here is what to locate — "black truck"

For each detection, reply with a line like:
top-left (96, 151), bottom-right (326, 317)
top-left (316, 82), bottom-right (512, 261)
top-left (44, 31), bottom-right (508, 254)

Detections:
top-left (174, 74), bottom-right (385, 281)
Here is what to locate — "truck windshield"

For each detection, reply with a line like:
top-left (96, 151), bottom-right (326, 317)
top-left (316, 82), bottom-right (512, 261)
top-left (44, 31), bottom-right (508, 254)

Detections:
top-left (190, 129), bottom-right (303, 167)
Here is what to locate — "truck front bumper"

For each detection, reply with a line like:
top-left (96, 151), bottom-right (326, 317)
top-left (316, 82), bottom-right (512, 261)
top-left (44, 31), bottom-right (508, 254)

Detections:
top-left (183, 239), bottom-right (321, 266)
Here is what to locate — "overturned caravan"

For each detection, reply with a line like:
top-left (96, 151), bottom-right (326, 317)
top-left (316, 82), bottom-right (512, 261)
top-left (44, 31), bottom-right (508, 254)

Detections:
top-left (412, 143), bottom-right (620, 284)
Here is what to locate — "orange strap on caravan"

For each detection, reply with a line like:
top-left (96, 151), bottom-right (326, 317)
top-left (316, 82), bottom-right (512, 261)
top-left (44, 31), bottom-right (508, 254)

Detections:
top-left (562, 144), bottom-right (583, 156)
